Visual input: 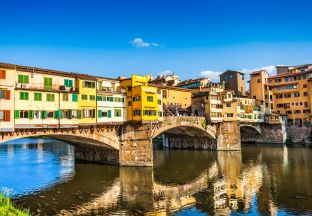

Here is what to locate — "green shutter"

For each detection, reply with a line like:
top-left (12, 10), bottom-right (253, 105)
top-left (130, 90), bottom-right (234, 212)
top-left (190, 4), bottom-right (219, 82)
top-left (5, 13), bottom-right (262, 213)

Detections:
top-left (108, 110), bottom-right (112, 118)
top-left (91, 82), bottom-right (96, 88)
top-left (103, 96), bottom-right (107, 101)
top-left (14, 110), bottom-right (20, 119)
top-left (97, 96), bottom-right (102, 101)
top-left (29, 110), bottom-right (34, 119)
top-left (110, 97), bottom-right (114, 102)
top-left (44, 77), bottom-right (52, 90)
top-left (18, 75), bottom-right (29, 84)
top-left (34, 93), bottom-right (42, 101)
top-left (69, 80), bottom-right (73, 88)
top-left (77, 110), bottom-right (82, 119)
top-left (59, 110), bottom-right (63, 119)
top-left (68, 110), bottom-right (72, 119)
top-left (72, 94), bottom-right (78, 102)
top-left (18, 75), bottom-right (23, 83)
top-left (42, 111), bottom-right (47, 119)
top-left (98, 110), bottom-right (102, 118)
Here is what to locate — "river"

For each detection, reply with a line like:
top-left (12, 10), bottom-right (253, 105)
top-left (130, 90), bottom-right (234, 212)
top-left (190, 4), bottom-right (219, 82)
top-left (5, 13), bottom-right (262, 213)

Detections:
top-left (0, 138), bottom-right (311, 215)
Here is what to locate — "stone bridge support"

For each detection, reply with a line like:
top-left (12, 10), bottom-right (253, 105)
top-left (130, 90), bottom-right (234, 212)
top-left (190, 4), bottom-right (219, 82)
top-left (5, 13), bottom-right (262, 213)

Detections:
top-left (241, 123), bottom-right (286, 144)
top-left (216, 121), bottom-right (241, 151)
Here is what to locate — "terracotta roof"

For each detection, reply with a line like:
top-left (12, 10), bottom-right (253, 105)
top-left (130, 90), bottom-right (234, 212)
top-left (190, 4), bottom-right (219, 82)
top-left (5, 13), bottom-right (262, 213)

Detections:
top-left (250, 70), bottom-right (268, 75)
top-left (0, 62), bottom-right (118, 81)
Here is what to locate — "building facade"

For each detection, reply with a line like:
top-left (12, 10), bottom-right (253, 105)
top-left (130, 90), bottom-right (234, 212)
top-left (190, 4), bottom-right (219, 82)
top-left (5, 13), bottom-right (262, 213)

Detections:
top-left (219, 70), bottom-right (246, 96)
top-left (97, 78), bottom-right (126, 124)
top-left (250, 65), bottom-right (312, 126)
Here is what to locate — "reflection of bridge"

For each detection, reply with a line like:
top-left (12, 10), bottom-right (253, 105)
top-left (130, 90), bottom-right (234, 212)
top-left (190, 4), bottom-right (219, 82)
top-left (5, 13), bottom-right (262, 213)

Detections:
top-left (0, 116), bottom-right (286, 166)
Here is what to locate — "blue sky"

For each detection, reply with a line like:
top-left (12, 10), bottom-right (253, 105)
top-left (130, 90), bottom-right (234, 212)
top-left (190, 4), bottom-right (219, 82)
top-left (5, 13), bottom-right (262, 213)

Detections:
top-left (1, 0), bottom-right (312, 81)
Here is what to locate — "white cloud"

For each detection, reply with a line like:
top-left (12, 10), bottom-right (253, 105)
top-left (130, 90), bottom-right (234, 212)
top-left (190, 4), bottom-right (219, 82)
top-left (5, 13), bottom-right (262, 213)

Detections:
top-left (199, 70), bottom-right (222, 82)
top-left (130, 37), bottom-right (160, 48)
top-left (158, 70), bottom-right (174, 76)
top-left (242, 65), bottom-right (276, 75)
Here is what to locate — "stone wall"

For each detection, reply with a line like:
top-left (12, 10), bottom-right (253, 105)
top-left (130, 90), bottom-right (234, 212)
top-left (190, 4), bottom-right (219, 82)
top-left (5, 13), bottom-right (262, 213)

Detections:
top-left (119, 123), bottom-right (153, 166)
top-left (216, 121), bottom-right (241, 150)
top-left (286, 126), bottom-right (312, 143)
top-left (74, 144), bottom-right (119, 165)
top-left (241, 123), bottom-right (287, 144)
top-left (163, 135), bottom-right (217, 150)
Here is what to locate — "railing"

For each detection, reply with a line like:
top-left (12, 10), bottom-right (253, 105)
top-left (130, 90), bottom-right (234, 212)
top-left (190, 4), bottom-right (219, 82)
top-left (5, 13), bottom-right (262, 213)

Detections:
top-left (15, 83), bottom-right (77, 92)
top-left (97, 87), bottom-right (125, 94)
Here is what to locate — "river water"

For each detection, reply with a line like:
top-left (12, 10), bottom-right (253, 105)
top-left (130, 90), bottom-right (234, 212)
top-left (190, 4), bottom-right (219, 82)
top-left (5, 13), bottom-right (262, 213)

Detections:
top-left (0, 138), bottom-right (311, 215)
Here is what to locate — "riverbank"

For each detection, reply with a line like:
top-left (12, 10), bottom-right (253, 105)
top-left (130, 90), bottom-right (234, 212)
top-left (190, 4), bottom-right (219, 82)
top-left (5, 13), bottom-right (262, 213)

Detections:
top-left (0, 194), bottom-right (30, 216)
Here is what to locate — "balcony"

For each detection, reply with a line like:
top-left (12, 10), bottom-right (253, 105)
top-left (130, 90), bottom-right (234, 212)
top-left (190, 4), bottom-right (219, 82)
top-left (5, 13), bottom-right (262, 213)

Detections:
top-left (97, 86), bottom-right (125, 94)
top-left (15, 83), bottom-right (77, 92)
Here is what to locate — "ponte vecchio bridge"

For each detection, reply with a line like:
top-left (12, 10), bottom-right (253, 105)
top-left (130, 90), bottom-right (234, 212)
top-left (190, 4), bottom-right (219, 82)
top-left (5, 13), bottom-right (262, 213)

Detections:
top-left (0, 116), bottom-right (286, 166)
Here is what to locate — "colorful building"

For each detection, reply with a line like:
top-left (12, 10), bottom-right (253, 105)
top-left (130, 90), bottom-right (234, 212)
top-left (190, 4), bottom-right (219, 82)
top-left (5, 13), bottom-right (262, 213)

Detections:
top-left (250, 64), bottom-right (312, 126)
top-left (77, 75), bottom-right (97, 125)
top-left (120, 75), bottom-right (159, 122)
top-left (97, 78), bottom-right (126, 124)
top-left (0, 65), bottom-right (15, 132)
top-left (219, 70), bottom-right (246, 96)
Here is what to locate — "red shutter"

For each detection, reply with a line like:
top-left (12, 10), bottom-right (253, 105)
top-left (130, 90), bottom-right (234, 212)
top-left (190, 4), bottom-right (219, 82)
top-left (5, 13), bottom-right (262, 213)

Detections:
top-left (0, 70), bottom-right (6, 79)
top-left (4, 110), bottom-right (10, 121)
top-left (4, 90), bottom-right (10, 100)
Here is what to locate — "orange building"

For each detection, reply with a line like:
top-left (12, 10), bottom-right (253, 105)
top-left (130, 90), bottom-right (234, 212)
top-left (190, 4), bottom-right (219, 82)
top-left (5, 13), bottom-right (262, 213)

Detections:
top-left (250, 65), bottom-right (312, 126)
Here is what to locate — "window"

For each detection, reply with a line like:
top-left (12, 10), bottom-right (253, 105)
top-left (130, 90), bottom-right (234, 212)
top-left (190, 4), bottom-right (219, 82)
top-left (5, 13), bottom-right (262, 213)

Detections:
top-left (304, 102), bottom-right (309, 107)
top-left (158, 111), bottom-right (163, 117)
top-left (0, 70), bottom-right (6, 79)
top-left (128, 101), bottom-right (132, 106)
top-left (303, 84), bottom-right (307, 88)
top-left (143, 110), bottom-right (156, 116)
top-left (63, 93), bottom-right (69, 101)
top-left (20, 92), bottom-right (29, 100)
top-left (227, 93), bottom-right (232, 99)
top-left (64, 79), bottom-right (73, 88)
top-left (133, 96), bottom-right (140, 102)
top-left (72, 94), bottom-right (78, 102)
top-left (227, 113), bottom-right (234, 117)
top-left (294, 110), bottom-right (301, 114)
top-left (20, 110), bottom-right (29, 118)
top-left (284, 93), bottom-right (291, 98)
top-left (294, 92), bottom-right (300, 97)
top-left (133, 110), bottom-right (141, 116)
top-left (226, 103), bottom-right (231, 107)
top-left (0, 111), bottom-right (3, 120)
top-left (147, 96), bottom-right (153, 102)
top-left (114, 109), bottom-right (122, 117)
top-left (47, 111), bottom-right (54, 118)
top-left (34, 93), bottom-right (42, 101)
top-left (44, 77), bottom-right (53, 90)
top-left (47, 93), bottom-right (55, 102)
top-left (82, 109), bottom-right (96, 118)
top-left (304, 92), bottom-right (308, 96)
top-left (89, 95), bottom-right (96, 100)
top-left (97, 96), bottom-right (102, 101)
top-left (18, 74), bottom-right (29, 84)
top-left (128, 87), bottom-right (132, 91)
top-left (0, 90), bottom-right (10, 99)
top-left (84, 81), bottom-right (96, 88)
top-left (286, 110), bottom-right (292, 114)
top-left (158, 99), bottom-right (161, 105)
top-left (81, 94), bottom-right (88, 100)
top-left (34, 111), bottom-right (41, 119)
top-left (257, 79), bottom-right (260, 83)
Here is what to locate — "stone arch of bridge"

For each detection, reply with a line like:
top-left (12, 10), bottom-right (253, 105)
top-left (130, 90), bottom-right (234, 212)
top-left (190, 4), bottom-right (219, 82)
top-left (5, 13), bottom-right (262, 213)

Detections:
top-left (240, 125), bottom-right (262, 135)
top-left (0, 129), bottom-right (120, 150)
top-left (152, 123), bottom-right (216, 140)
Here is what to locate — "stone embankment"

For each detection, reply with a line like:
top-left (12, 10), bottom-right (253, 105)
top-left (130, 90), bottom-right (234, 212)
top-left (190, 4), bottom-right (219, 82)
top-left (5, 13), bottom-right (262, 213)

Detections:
top-left (286, 126), bottom-right (312, 144)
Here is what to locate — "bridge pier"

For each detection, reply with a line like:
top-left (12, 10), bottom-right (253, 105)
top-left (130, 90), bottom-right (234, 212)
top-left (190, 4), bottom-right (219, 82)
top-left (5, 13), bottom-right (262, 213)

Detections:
top-left (216, 121), bottom-right (241, 151)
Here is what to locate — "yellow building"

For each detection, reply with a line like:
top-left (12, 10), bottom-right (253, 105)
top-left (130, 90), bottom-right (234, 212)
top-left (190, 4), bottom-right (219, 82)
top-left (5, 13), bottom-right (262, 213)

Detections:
top-left (120, 75), bottom-right (158, 122)
top-left (77, 75), bottom-right (97, 125)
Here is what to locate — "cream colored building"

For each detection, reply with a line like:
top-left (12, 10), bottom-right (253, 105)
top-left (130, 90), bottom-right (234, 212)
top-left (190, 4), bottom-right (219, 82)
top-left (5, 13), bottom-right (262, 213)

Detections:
top-left (0, 66), bottom-right (15, 132)
top-left (97, 78), bottom-right (127, 124)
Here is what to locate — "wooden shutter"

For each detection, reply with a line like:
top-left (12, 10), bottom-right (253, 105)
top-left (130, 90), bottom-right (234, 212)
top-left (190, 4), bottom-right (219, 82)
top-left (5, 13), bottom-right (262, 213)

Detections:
top-left (0, 70), bottom-right (6, 79)
top-left (14, 110), bottom-right (20, 119)
top-left (4, 110), bottom-right (10, 121)
top-left (29, 110), bottom-right (34, 119)
top-left (77, 110), bottom-right (82, 119)
top-left (4, 90), bottom-right (10, 100)
top-left (98, 110), bottom-right (102, 118)
top-left (72, 94), bottom-right (78, 102)
top-left (108, 110), bottom-right (112, 118)
top-left (42, 111), bottom-right (47, 119)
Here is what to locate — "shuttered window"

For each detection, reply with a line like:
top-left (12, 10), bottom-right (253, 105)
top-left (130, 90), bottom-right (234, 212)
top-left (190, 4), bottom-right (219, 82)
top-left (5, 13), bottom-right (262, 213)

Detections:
top-left (81, 94), bottom-right (88, 100)
top-left (34, 93), bottom-right (42, 101)
top-left (64, 79), bottom-right (73, 88)
top-left (44, 77), bottom-right (53, 90)
top-left (47, 93), bottom-right (55, 102)
top-left (18, 75), bottom-right (29, 84)
top-left (0, 70), bottom-right (6, 79)
top-left (20, 92), bottom-right (29, 100)
top-left (72, 94), bottom-right (78, 102)
top-left (0, 90), bottom-right (10, 99)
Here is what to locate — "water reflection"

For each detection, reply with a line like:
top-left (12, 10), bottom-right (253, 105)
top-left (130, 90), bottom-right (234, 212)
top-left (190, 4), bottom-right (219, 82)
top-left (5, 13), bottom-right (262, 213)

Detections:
top-left (0, 139), bottom-right (311, 215)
